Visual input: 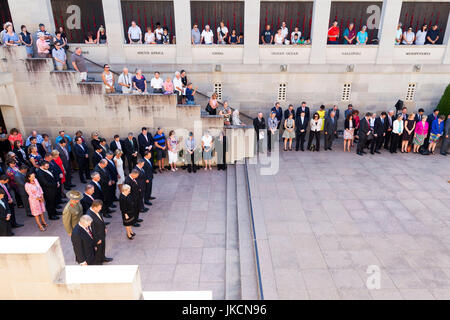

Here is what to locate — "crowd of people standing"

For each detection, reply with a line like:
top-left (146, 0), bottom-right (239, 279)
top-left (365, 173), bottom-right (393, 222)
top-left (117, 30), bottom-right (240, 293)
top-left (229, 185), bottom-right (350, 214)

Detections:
top-left (253, 102), bottom-right (450, 156)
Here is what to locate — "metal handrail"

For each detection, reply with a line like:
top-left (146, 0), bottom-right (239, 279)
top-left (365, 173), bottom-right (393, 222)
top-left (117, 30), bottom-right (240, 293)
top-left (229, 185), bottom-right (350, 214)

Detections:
top-left (243, 158), bottom-right (264, 300)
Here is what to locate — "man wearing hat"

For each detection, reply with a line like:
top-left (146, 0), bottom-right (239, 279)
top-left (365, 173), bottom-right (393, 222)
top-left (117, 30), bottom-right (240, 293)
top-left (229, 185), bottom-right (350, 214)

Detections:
top-left (62, 190), bottom-right (83, 236)
top-left (52, 41), bottom-right (67, 70)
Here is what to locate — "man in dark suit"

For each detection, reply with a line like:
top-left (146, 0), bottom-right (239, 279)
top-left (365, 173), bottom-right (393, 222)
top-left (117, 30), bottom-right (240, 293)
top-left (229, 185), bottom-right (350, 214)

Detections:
top-left (90, 171), bottom-right (112, 218)
top-left (0, 175), bottom-right (23, 229)
top-left (14, 165), bottom-right (32, 217)
top-left (110, 135), bottom-right (123, 153)
top-left (71, 215), bottom-right (97, 265)
top-left (94, 160), bottom-right (114, 215)
top-left (0, 189), bottom-right (12, 236)
top-left (134, 160), bottom-right (149, 213)
top-left (74, 137), bottom-right (90, 183)
top-left (138, 127), bottom-right (154, 158)
top-left (46, 153), bottom-right (64, 207)
top-left (105, 152), bottom-right (118, 202)
top-left (122, 132), bottom-right (139, 172)
top-left (35, 161), bottom-right (60, 220)
top-left (324, 111), bottom-right (338, 151)
top-left (295, 110), bottom-right (308, 151)
top-left (415, 108), bottom-right (425, 122)
top-left (384, 110), bottom-right (395, 150)
top-left (253, 113), bottom-right (266, 153)
top-left (99, 139), bottom-right (109, 157)
top-left (372, 112), bottom-right (387, 154)
top-left (56, 139), bottom-right (74, 190)
top-left (284, 104), bottom-right (295, 120)
top-left (92, 146), bottom-right (104, 168)
top-left (295, 101), bottom-right (310, 123)
top-left (440, 114), bottom-right (450, 156)
top-left (124, 169), bottom-right (142, 227)
top-left (357, 113), bottom-right (372, 156)
top-left (143, 151), bottom-right (155, 204)
top-left (80, 184), bottom-right (95, 214)
top-left (87, 200), bottom-right (113, 265)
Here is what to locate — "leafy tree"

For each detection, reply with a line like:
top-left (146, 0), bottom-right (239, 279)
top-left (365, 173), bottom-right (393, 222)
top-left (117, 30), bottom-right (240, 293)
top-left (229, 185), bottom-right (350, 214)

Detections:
top-left (436, 84), bottom-right (450, 117)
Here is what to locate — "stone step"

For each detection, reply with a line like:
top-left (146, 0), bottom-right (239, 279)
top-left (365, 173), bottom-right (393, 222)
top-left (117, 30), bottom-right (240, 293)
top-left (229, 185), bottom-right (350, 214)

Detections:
top-left (235, 163), bottom-right (260, 300)
top-left (224, 165), bottom-right (241, 300)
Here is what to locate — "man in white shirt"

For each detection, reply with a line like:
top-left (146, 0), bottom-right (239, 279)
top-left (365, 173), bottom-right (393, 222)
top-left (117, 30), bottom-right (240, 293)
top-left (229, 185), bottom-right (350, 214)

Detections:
top-left (217, 21), bottom-right (228, 44)
top-left (150, 71), bottom-right (164, 93)
top-left (395, 22), bottom-right (403, 45)
top-left (173, 71), bottom-right (183, 104)
top-left (128, 21), bottom-right (142, 44)
top-left (118, 67), bottom-right (133, 94)
top-left (154, 23), bottom-right (164, 44)
top-left (201, 25), bottom-right (214, 44)
top-left (281, 21), bottom-right (289, 39)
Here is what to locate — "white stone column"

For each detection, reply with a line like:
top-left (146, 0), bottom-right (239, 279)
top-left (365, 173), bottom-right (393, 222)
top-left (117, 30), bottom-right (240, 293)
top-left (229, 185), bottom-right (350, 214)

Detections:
top-left (376, 0), bottom-right (403, 64)
top-left (173, 0), bottom-right (192, 64)
top-left (309, 0), bottom-right (332, 64)
top-left (102, 0), bottom-right (126, 64)
top-left (8, 0), bottom-right (55, 34)
top-left (243, 0), bottom-right (260, 64)
top-left (442, 13), bottom-right (450, 64)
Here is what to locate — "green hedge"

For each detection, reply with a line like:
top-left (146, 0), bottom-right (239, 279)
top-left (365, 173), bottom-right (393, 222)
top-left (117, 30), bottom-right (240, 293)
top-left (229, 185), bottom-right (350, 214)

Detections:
top-left (436, 84), bottom-right (450, 117)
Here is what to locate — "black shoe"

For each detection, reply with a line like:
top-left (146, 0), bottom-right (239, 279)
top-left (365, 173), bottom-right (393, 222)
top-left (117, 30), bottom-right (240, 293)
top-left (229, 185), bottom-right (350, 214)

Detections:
top-left (127, 235), bottom-right (134, 240)
top-left (103, 213), bottom-right (112, 218)
top-left (136, 218), bottom-right (143, 222)
top-left (8, 232), bottom-right (14, 236)
top-left (110, 204), bottom-right (117, 209)
top-left (106, 209), bottom-right (114, 213)
top-left (375, 150), bottom-right (381, 154)
top-left (140, 208), bottom-right (149, 213)
top-left (187, 168), bottom-right (192, 173)
top-left (441, 153), bottom-right (447, 156)
top-left (131, 232), bottom-right (136, 236)
top-left (70, 184), bottom-right (77, 188)
top-left (27, 214), bottom-right (34, 217)
top-left (81, 180), bottom-right (87, 184)
top-left (103, 257), bottom-right (113, 263)
top-left (370, 151), bottom-right (374, 154)
top-left (11, 223), bottom-right (24, 228)
top-left (56, 205), bottom-right (62, 210)
top-left (64, 186), bottom-right (71, 190)
top-left (150, 197), bottom-right (156, 200)
top-left (49, 216), bottom-right (60, 220)
top-left (105, 222), bottom-right (110, 226)
top-left (144, 200), bottom-right (152, 205)
top-left (357, 152), bottom-right (363, 156)
top-left (56, 211), bottom-right (62, 215)
top-left (134, 223), bottom-right (141, 227)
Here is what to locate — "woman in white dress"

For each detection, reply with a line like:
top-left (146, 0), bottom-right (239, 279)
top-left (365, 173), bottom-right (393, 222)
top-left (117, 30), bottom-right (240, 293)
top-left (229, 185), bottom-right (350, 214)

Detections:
top-left (114, 149), bottom-right (125, 196)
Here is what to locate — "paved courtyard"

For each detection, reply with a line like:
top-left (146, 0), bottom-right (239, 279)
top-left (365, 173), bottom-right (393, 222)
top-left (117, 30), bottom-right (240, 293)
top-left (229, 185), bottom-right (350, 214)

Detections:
top-left (248, 139), bottom-right (450, 299)
top-left (13, 169), bottom-right (228, 299)
top-left (9, 138), bottom-right (450, 300)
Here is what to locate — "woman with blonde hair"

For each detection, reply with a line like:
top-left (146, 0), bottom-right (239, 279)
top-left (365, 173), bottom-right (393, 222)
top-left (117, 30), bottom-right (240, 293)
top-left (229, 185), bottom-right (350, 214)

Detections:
top-left (206, 93), bottom-right (218, 115)
top-left (401, 113), bottom-right (416, 153)
top-left (119, 184), bottom-right (136, 240)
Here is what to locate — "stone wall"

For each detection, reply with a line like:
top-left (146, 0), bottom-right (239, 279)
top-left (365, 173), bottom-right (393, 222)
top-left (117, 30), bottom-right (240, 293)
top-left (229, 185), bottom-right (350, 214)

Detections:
top-left (0, 237), bottom-right (143, 300)
top-left (0, 46), bottom-right (256, 164)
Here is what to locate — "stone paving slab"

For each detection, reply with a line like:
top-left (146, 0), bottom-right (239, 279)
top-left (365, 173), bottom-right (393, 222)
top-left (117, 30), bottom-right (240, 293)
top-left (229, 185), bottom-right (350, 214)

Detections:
top-left (248, 140), bottom-right (450, 300)
top-left (11, 168), bottom-right (227, 299)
